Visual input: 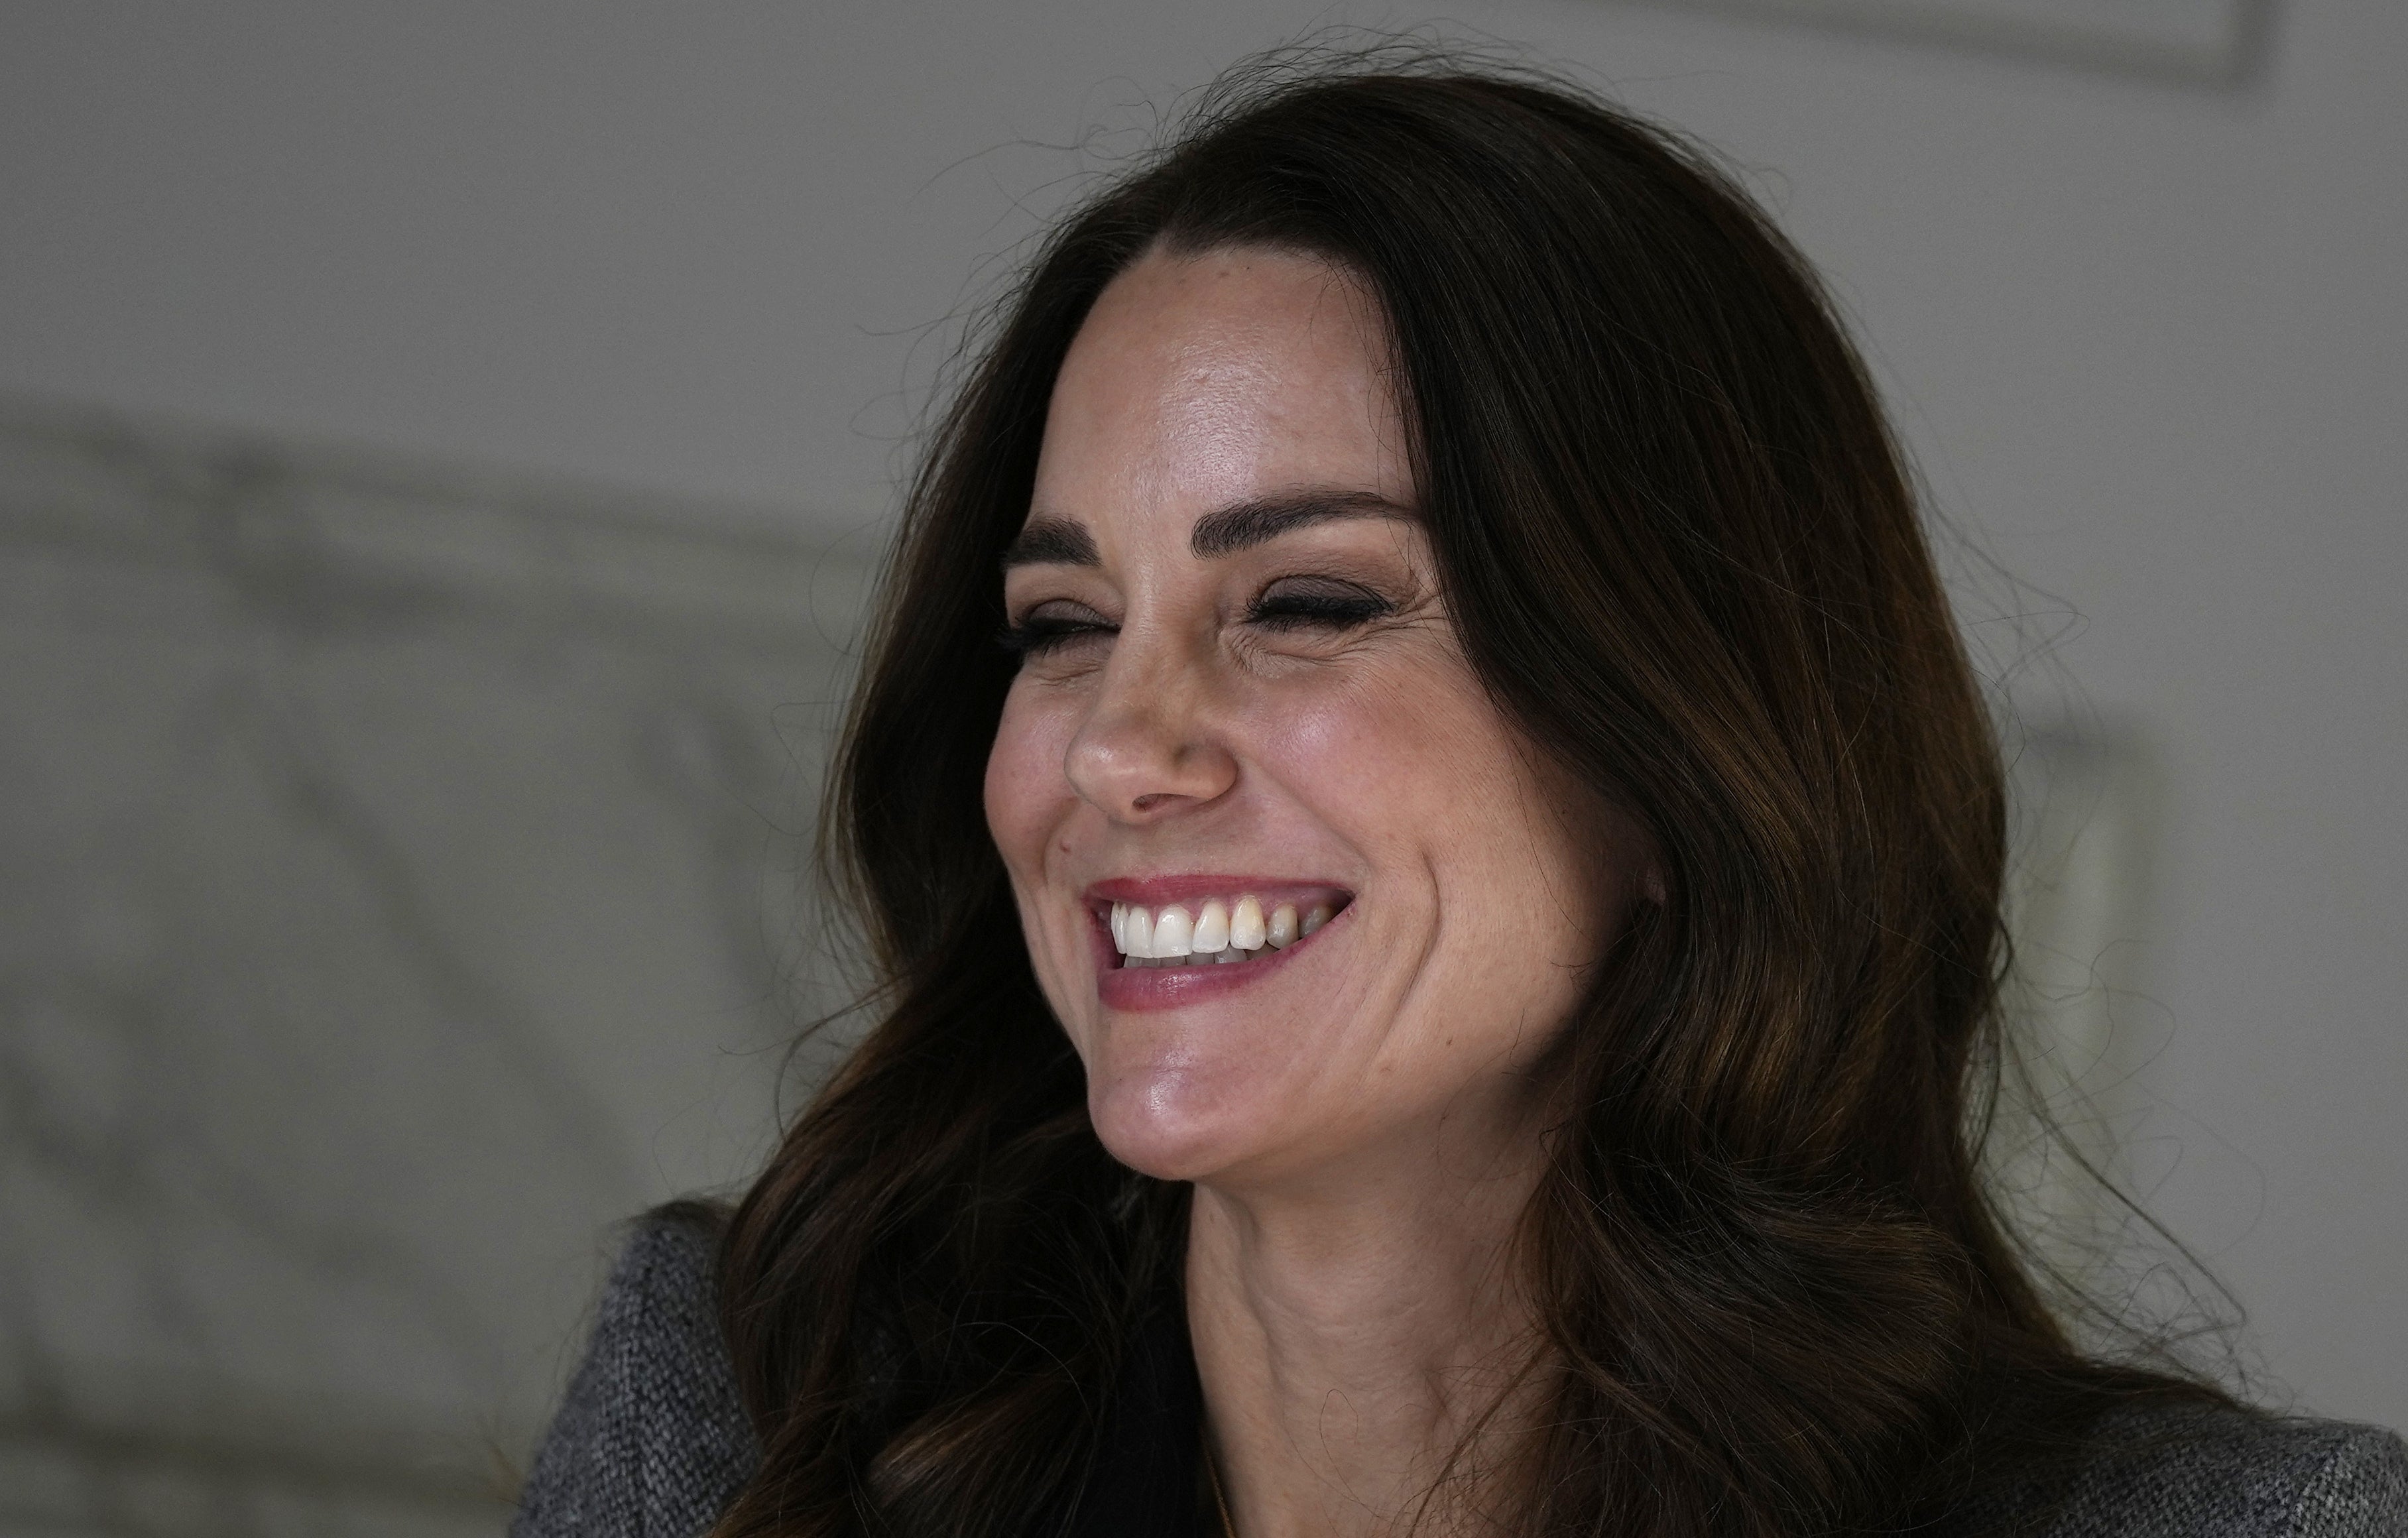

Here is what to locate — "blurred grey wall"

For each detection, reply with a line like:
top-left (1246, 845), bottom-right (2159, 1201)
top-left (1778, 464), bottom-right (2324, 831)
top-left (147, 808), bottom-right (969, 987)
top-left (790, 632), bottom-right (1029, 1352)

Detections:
top-left (0, 404), bottom-right (867, 1532)
top-left (1, 0), bottom-right (2401, 1519)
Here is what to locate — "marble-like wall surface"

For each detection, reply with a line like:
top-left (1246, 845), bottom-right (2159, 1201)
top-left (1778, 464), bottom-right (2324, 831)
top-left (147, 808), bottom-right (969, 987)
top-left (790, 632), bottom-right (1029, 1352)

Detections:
top-left (0, 402), bottom-right (869, 1535)
top-left (1993, 722), bottom-right (2165, 1311)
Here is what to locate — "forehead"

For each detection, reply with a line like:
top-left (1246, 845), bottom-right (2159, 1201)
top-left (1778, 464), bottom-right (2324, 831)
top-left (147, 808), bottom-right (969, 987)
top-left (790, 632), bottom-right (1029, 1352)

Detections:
top-left (1028, 246), bottom-right (1413, 540)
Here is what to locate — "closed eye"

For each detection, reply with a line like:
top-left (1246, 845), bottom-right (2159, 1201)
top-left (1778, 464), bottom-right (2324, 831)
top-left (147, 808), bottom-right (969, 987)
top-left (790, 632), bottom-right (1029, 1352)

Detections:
top-left (1245, 578), bottom-right (1396, 631)
top-left (999, 609), bottom-right (1115, 657)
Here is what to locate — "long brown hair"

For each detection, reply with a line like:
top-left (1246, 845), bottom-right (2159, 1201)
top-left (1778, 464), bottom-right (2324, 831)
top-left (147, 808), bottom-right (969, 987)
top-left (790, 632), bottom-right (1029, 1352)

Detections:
top-left (715, 57), bottom-right (2216, 1538)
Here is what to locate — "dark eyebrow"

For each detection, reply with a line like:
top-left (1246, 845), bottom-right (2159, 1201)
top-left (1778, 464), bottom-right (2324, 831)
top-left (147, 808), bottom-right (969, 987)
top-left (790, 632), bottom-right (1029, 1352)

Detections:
top-left (1000, 516), bottom-right (1099, 569)
top-left (1000, 491), bottom-right (1411, 571)
top-left (1189, 491), bottom-right (1413, 558)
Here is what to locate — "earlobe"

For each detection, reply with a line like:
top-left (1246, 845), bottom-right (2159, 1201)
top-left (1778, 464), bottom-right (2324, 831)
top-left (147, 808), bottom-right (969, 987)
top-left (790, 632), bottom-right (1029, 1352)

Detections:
top-left (1641, 864), bottom-right (1669, 906)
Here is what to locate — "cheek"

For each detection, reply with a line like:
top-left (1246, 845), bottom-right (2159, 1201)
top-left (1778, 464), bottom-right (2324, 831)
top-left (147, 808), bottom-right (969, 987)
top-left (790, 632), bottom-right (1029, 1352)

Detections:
top-left (982, 684), bottom-right (1074, 875)
top-left (1243, 660), bottom-right (1494, 841)
top-left (1251, 660), bottom-right (1610, 980)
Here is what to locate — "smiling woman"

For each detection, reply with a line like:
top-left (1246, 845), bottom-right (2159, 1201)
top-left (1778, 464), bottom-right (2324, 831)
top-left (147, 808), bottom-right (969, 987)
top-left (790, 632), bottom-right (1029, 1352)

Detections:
top-left (987, 249), bottom-right (1637, 1200)
top-left (511, 54), bottom-right (2405, 1538)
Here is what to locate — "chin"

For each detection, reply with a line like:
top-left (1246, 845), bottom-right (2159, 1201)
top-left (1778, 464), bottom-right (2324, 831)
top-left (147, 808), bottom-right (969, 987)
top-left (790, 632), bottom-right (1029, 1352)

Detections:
top-left (1085, 1064), bottom-right (1268, 1183)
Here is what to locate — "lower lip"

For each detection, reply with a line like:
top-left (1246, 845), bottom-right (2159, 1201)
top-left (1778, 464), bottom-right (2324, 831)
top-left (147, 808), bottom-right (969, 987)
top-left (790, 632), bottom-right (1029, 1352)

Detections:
top-left (1091, 906), bottom-right (1348, 1012)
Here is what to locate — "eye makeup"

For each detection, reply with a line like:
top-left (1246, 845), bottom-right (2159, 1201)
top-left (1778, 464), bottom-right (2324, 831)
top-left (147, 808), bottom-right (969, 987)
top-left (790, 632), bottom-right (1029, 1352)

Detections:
top-left (998, 608), bottom-right (1113, 657)
top-left (1244, 576), bottom-right (1397, 631)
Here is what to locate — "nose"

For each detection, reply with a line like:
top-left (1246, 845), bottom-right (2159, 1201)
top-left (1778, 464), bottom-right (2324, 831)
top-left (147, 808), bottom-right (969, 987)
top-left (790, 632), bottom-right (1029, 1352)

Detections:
top-left (1062, 633), bottom-right (1238, 823)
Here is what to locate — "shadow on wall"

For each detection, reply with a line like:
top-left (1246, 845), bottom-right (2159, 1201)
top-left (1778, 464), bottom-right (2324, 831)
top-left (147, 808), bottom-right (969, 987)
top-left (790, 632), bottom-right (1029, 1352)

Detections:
top-left (0, 398), bottom-right (871, 1535)
top-left (1612, 0), bottom-right (2270, 84)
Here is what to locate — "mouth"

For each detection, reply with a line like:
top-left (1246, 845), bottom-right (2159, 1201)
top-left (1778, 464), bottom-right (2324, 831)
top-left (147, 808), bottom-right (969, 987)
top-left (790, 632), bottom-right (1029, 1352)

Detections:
top-left (1081, 878), bottom-right (1353, 1008)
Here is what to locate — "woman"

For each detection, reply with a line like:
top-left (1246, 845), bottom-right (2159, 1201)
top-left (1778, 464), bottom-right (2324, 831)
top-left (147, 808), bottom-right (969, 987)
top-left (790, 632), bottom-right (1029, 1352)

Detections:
top-left (513, 60), bottom-right (2405, 1538)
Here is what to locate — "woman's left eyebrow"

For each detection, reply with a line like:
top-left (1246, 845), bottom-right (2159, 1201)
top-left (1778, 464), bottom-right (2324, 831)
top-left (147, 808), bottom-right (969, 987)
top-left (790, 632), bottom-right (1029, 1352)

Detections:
top-left (1189, 491), bottom-right (1412, 558)
top-left (1000, 491), bottom-right (1410, 571)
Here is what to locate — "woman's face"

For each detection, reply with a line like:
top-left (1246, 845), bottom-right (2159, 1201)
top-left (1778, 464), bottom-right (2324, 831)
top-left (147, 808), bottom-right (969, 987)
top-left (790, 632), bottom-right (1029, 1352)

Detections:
top-left (985, 246), bottom-right (1642, 1191)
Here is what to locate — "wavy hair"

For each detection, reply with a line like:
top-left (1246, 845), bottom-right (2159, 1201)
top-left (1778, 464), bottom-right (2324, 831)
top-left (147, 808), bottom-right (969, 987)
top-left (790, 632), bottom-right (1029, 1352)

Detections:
top-left (712, 58), bottom-right (2219, 1538)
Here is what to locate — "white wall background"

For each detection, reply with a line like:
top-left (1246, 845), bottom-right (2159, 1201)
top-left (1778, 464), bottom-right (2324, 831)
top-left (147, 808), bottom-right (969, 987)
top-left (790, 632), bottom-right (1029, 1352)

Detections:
top-left (3, 0), bottom-right (2401, 1438)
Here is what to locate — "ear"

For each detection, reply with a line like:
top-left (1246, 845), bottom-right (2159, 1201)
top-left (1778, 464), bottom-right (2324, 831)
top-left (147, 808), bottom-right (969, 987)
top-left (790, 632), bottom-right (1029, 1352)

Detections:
top-left (1622, 817), bottom-right (1669, 906)
top-left (1640, 863), bottom-right (1669, 906)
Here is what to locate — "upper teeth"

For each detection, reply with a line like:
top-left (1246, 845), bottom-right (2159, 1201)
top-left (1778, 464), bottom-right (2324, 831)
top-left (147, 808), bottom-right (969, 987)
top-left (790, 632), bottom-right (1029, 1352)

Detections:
top-left (1109, 895), bottom-right (1335, 963)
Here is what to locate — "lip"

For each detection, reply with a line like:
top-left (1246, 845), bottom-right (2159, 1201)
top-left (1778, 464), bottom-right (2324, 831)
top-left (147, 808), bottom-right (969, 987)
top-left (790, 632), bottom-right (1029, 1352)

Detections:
top-left (1083, 875), bottom-right (1354, 1014)
top-left (1083, 874), bottom-right (1352, 909)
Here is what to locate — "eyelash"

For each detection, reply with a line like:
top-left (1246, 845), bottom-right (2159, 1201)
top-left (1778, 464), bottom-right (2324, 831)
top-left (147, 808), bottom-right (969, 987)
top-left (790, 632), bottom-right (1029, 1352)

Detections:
top-left (996, 613), bottom-right (1107, 656)
top-left (1246, 586), bottom-right (1394, 630)
top-left (998, 583), bottom-right (1395, 656)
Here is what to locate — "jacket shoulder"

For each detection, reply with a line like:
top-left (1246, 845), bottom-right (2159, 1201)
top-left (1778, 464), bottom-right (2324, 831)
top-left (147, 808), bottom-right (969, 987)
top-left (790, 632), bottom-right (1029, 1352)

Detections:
top-left (2045, 1405), bottom-right (2408, 1538)
top-left (511, 1205), bottom-right (760, 1538)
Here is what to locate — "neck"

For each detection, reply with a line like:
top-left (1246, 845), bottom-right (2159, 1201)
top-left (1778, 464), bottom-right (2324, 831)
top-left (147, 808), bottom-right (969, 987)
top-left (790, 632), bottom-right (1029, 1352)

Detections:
top-left (1184, 1126), bottom-right (1549, 1538)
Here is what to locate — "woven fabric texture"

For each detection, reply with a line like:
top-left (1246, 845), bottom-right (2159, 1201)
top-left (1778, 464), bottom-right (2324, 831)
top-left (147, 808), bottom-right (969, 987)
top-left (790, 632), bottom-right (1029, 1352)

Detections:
top-left (511, 1212), bottom-right (2407, 1538)
top-left (511, 1209), bottom-right (757, 1538)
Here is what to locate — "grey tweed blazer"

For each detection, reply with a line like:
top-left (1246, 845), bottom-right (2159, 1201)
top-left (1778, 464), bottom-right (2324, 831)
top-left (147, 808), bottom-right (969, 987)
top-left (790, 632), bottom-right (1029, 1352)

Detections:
top-left (512, 1213), bottom-right (2408, 1538)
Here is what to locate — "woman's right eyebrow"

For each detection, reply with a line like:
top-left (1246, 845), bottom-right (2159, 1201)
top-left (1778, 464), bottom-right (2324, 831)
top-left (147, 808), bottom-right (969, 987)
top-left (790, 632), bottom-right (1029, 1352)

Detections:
top-left (1000, 516), bottom-right (1099, 569)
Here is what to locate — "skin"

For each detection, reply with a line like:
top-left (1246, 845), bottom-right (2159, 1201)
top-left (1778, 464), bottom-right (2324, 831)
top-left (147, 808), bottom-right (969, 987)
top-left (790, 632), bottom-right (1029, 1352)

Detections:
top-left (983, 246), bottom-right (1651, 1536)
